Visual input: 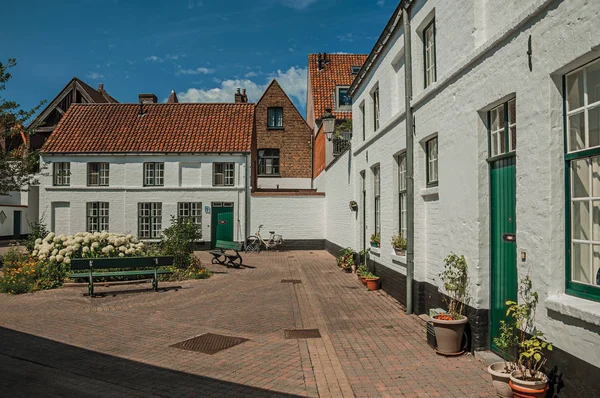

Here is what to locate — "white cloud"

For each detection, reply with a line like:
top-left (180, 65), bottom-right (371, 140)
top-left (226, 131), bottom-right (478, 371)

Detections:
top-left (187, 0), bottom-right (203, 9)
top-left (145, 55), bottom-right (162, 62)
top-left (177, 66), bottom-right (308, 109)
top-left (244, 71), bottom-right (258, 78)
top-left (177, 67), bottom-right (215, 75)
top-left (275, 0), bottom-right (318, 10)
top-left (338, 33), bottom-right (354, 43)
top-left (377, 0), bottom-right (385, 6)
top-left (86, 72), bottom-right (104, 80)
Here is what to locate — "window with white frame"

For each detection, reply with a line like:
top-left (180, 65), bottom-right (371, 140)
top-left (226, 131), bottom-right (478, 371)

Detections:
top-left (373, 165), bottom-right (381, 236)
top-left (373, 87), bottom-right (380, 131)
top-left (213, 163), bottom-right (235, 186)
top-left (360, 102), bottom-right (366, 141)
top-left (144, 162), bottom-right (164, 186)
top-left (267, 107), bottom-right (283, 128)
top-left (336, 86), bottom-right (352, 110)
top-left (565, 58), bottom-right (600, 300)
top-left (424, 20), bottom-right (436, 88)
top-left (426, 137), bottom-right (438, 186)
top-left (53, 162), bottom-right (70, 186)
top-left (138, 202), bottom-right (162, 239)
top-left (178, 202), bottom-right (202, 238)
top-left (397, 154), bottom-right (407, 239)
top-left (489, 99), bottom-right (517, 157)
top-left (86, 202), bottom-right (109, 232)
top-left (87, 163), bottom-right (109, 186)
top-left (258, 149), bottom-right (280, 176)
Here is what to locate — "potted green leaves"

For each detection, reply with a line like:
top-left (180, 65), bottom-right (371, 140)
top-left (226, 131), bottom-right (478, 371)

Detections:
top-left (357, 264), bottom-right (368, 284)
top-left (488, 320), bottom-right (518, 398)
top-left (337, 247), bottom-right (356, 273)
top-left (370, 233), bottom-right (380, 248)
top-left (430, 253), bottom-right (469, 355)
top-left (391, 232), bottom-right (407, 256)
top-left (363, 272), bottom-right (380, 290)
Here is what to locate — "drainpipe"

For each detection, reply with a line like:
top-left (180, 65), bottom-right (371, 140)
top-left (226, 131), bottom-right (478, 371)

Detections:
top-left (403, 3), bottom-right (415, 315)
top-left (245, 153), bottom-right (251, 242)
top-left (310, 133), bottom-right (314, 189)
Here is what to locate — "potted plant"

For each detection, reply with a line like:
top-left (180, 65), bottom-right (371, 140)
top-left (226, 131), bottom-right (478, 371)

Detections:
top-left (363, 272), bottom-right (380, 291)
top-left (430, 253), bottom-right (469, 356)
top-left (370, 233), bottom-right (380, 248)
top-left (342, 255), bottom-right (354, 273)
top-left (357, 264), bottom-right (368, 283)
top-left (349, 200), bottom-right (358, 212)
top-left (337, 248), bottom-right (356, 272)
top-left (391, 232), bottom-right (407, 256)
top-left (488, 320), bottom-right (518, 398)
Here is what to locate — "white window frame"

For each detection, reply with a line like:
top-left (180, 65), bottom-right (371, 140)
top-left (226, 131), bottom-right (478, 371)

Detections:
top-left (138, 202), bottom-right (162, 239)
top-left (86, 202), bottom-right (109, 232)
top-left (373, 164), bottom-right (381, 236)
top-left (53, 162), bottom-right (70, 186)
top-left (373, 87), bottom-right (380, 131)
top-left (178, 202), bottom-right (202, 238)
top-left (88, 162), bottom-right (109, 186)
top-left (424, 20), bottom-right (436, 88)
top-left (144, 162), bottom-right (165, 186)
top-left (213, 163), bottom-right (235, 187)
top-left (426, 137), bottom-right (438, 186)
top-left (336, 86), bottom-right (352, 111)
top-left (397, 154), bottom-right (407, 239)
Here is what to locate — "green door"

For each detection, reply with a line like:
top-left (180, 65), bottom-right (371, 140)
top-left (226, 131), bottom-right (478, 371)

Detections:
top-left (211, 204), bottom-right (234, 248)
top-left (490, 156), bottom-right (518, 353)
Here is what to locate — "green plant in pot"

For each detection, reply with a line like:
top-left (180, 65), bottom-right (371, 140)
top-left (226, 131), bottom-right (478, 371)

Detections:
top-left (363, 271), bottom-right (380, 291)
top-left (430, 253), bottom-right (469, 356)
top-left (370, 233), bottom-right (380, 248)
top-left (391, 232), bottom-right (407, 256)
top-left (337, 247), bottom-right (356, 272)
top-left (488, 320), bottom-right (518, 398)
top-left (357, 264), bottom-right (368, 284)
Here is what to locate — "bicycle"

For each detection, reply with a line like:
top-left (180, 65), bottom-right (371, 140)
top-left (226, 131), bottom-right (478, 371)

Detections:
top-left (245, 225), bottom-right (284, 252)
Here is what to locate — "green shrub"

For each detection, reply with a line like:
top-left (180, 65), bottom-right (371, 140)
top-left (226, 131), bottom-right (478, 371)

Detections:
top-left (25, 217), bottom-right (48, 252)
top-left (0, 247), bottom-right (28, 268)
top-left (161, 216), bottom-right (200, 269)
top-left (0, 257), bottom-right (38, 294)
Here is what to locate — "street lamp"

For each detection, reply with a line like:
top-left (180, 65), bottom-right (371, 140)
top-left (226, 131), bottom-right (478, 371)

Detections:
top-left (322, 108), bottom-right (336, 141)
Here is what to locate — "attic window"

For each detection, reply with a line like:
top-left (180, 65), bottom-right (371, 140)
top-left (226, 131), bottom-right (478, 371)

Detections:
top-left (351, 66), bottom-right (361, 75)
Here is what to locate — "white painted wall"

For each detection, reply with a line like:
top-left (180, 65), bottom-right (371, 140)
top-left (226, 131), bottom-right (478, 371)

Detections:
top-left (0, 187), bottom-right (39, 238)
top-left (256, 177), bottom-right (312, 190)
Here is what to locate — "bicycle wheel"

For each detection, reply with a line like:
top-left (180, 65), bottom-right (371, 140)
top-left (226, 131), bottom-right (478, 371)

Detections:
top-left (245, 236), bottom-right (261, 252)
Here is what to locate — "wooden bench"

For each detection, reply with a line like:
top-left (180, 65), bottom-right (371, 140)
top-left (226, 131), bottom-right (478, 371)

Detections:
top-left (70, 256), bottom-right (174, 297)
top-left (209, 240), bottom-right (243, 268)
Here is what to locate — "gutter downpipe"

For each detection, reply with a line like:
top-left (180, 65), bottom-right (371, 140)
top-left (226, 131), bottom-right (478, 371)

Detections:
top-left (403, 3), bottom-right (415, 315)
top-left (245, 152), bottom-right (252, 242)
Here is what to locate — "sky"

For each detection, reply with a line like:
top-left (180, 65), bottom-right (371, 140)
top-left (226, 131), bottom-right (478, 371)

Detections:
top-left (1, 0), bottom-right (396, 118)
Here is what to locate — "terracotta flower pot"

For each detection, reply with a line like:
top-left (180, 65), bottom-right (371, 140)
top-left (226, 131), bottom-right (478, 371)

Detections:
top-left (360, 276), bottom-right (367, 285)
top-left (509, 371), bottom-right (548, 398)
top-left (394, 248), bottom-right (406, 256)
top-left (487, 362), bottom-right (515, 398)
top-left (430, 315), bottom-right (468, 355)
top-left (357, 273), bottom-right (363, 282)
top-left (365, 277), bottom-right (380, 291)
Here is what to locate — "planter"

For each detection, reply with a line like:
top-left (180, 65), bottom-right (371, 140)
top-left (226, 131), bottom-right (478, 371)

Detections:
top-left (360, 276), bottom-right (367, 285)
top-left (370, 242), bottom-right (380, 248)
top-left (357, 273), bottom-right (363, 282)
top-left (509, 371), bottom-right (548, 398)
top-left (365, 277), bottom-right (380, 291)
top-left (487, 362), bottom-right (515, 398)
top-left (394, 248), bottom-right (406, 256)
top-left (342, 267), bottom-right (352, 273)
top-left (351, 264), bottom-right (357, 273)
top-left (430, 315), bottom-right (468, 355)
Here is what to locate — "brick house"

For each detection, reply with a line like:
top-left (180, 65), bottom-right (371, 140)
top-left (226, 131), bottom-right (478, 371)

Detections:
top-left (253, 80), bottom-right (313, 190)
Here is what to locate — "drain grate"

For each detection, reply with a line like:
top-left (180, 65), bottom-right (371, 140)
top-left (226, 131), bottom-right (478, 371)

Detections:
top-left (171, 333), bottom-right (248, 354)
top-left (281, 279), bottom-right (302, 284)
top-left (284, 329), bottom-right (321, 339)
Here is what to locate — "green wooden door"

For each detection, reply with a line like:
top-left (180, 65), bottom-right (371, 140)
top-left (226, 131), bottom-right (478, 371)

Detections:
top-left (490, 156), bottom-right (518, 353)
top-left (211, 205), bottom-right (234, 247)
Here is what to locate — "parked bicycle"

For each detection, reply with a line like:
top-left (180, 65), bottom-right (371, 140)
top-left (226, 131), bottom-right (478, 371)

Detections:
top-left (245, 225), bottom-right (284, 252)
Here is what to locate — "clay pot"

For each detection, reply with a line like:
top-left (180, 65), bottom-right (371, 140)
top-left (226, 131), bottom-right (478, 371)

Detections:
top-left (430, 315), bottom-right (468, 355)
top-left (487, 362), bottom-right (515, 398)
top-left (365, 277), bottom-right (380, 291)
top-left (509, 371), bottom-right (548, 398)
top-left (360, 276), bottom-right (367, 285)
top-left (394, 248), bottom-right (406, 256)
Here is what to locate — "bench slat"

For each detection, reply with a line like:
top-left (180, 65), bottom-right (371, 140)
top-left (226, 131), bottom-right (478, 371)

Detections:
top-left (215, 240), bottom-right (243, 250)
top-left (70, 269), bottom-right (173, 278)
top-left (70, 256), bottom-right (174, 270)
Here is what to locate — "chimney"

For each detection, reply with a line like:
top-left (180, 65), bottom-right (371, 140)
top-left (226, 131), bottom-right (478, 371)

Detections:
top-left (97, 84), bottom-right (104, 92)
top-left (138, 93), bottom-right (158, 104)
top-left (235, 88), bottom-right (248, 103)
top-left (167, 89), bottom-right (179, 104)
top-left (317, 53), bottom-right (323, 71)
top-left (241, 89), bottom-right (248, 103)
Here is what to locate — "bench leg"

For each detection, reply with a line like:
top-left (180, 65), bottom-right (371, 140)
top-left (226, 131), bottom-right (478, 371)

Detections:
top-left (88, 270), bottom-right (94, 297)
top-left (153, 268), bottom-right (158, 291)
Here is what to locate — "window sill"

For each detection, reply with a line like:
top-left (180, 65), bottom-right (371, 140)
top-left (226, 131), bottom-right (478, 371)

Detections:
top-left (257, 175), bottom-right (282, 178)
top-left (420, 186), bottom-right (439, 197)
top-left (369, 247), bottom-right (381, 255)
top-left (546, 293), bottom-right (600, 327)
top-left (267, 127), bottom-right (284, 130)
top-left (390, 252), bottom-right (407, 264)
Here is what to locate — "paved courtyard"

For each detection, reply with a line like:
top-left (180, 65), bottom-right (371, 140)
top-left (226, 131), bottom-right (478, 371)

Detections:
top-left (0, 250), bottom-right (494, 397)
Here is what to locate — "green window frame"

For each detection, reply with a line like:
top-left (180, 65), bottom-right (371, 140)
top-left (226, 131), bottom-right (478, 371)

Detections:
top-left (423, 19), bottom-right (437, 89)
top-left (564, 57), bottom-right (600, 301)
top-left (426, 137), bottom-right (438, 187)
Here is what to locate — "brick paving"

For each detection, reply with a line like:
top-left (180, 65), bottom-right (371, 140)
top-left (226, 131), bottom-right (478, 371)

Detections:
top-left (0, 250), bottom-right (494, 397)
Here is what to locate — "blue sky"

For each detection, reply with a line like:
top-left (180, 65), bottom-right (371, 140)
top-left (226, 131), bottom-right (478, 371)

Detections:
top-left (2, 0), bottom-right (396, 117)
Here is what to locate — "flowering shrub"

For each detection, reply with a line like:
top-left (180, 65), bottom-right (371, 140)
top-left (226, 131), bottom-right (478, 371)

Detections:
top-left (0, 257), bottom-right (38, 294)
top-left (32, 232), bottom-right (146, 265)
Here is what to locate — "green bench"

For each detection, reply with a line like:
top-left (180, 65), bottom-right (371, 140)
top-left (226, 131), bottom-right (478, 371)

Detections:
top-left (70, 256), bottom-right (174, 297)
top-left (209, 240), bottom-right (243, 268)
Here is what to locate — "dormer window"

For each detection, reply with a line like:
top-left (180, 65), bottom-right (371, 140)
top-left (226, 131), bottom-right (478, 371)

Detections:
top-left (351, 66), bottom-right (361, 75)
top-left (336, 86), bottom-right (352, 111)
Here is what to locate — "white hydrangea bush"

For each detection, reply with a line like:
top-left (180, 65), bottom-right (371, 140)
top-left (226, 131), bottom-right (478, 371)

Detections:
top-left (32, 232), bottom-right (146, 265)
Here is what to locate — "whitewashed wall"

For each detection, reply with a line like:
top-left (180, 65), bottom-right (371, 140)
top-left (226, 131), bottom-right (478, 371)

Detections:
top-left (0, 187), bottom-right (39, 237)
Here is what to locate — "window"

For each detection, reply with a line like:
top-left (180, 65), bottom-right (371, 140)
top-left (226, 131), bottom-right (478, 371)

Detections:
top-left (178, 202), bottom-right (202, 238)
top-left (138, 202), bottom-right (162, 239)
top-left (336, 86), bottom-right (352, 110)
top-left (86, 202), bottom-right (109, 232)
top-left (424, 20), bottom-right (436, 88)
top-left (426, 137), bottom-right (438, 186)
top-left (373, 87), bottom-right (380, 131)
top-left (87, 163), bottom-right (109, 186)
top-left (258, 149), bottom-right (280, 176)
top-left (213, 163), bottom-right (235, 186)
top-left (267, 107), bottom-right (283, 128)
top-left (351, 65), bottom-right (361, 75)
top-left (565, 58), bottom-right (600, 300)
top-left (488, 99), bottom-right (517, 157)
top-left (373, 165), bottom-right (381, 236)
top-left (53, 162), bottom-right (70, 186)
top-left (360, 102), bottom-right (366, 141)
top-left (144, 162), bottom-right (164, 186)
top-left (397, 154), bottom-right (407, 239)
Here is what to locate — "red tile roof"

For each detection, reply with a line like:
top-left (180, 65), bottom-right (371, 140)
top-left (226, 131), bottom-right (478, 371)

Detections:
top-left (42, 103), bottom-right (255, 154)
top-left (308, 53), bottom-right (368, 120)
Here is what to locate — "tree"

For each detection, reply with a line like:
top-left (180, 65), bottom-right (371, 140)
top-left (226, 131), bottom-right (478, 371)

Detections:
top-left (0, 58), bottom-right (46, 195)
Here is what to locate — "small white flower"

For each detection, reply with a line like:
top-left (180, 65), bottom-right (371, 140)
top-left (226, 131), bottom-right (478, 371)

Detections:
top-left (83, 237), bottom-right (90, 244)
top-left (92, 242), bottom-right (99, 249)
top-left (50, 255), bottom-right (56, 262)
top-left (82, 246), bottom-right (90, 253)
top-left (64, 257), bottom-right (71, 265)
top-left (56, 254), bottom-right (64, 263)
top-left (118, 252), bottom-right (125, 257)
top-left (32, 250), bottom-right (38, 256)
top-left (52, 249), bottom-right (58, 256)
top-left (53, 237), bottom-right (60, 243)
top-left (35, 238), bottom-right (42, 244)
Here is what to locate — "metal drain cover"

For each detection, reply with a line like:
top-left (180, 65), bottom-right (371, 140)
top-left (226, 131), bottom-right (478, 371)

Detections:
top-left (284, 329), bottom-right (321, 339)
top-left (171, 333), bottom-right (248, 354)
top-left (281, 279), bottom-right (302, 284)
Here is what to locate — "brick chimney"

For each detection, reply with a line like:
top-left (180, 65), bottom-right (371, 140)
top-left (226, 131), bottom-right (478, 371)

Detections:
top-left (235, 88), bottom-right (248, 103)
top-left (167, 89), bottom-right (179, 104)
top-left (138, 93), bottom-right (158, 104)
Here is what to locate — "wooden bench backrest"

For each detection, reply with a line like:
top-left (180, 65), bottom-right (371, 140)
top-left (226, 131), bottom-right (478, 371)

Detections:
top-left (215, 240), bottom-right (243, 251)
top-left (70, 256), bottom-right (174, 270)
